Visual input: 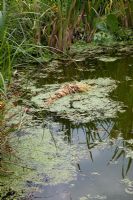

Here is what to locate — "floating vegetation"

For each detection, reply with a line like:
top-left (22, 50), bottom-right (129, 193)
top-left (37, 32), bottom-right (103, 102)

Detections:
top-left (80, 194), bottom-right (107, 200)
top-left (46, 83), bottom-right (91, 106)
top-left (0, 127), bottom-right (87, 196)
top-left (121, 178), bottom-right (133, 194)
top-left (125, 149), bottom-right (133, 159)
top-left (97, 56), bottom-right (119, 62)
top-left (32, 78), bottom-right (124, 123)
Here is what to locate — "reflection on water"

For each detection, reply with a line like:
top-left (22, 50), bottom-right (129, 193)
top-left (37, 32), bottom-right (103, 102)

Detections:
top-left (29, 54), bottom-right (133, 199)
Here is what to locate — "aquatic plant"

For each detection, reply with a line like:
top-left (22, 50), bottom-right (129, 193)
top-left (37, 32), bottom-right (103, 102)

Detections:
top-left (2, 0), bottom-right (132, 54)
top-left (31, 78), bottom-right (124, 123)
top-left (46, 82), bottom-right (90, 105)
top-left (0, 126), bottom-right (85, 197)
top-left (47, 0), bottom-right (133, 50)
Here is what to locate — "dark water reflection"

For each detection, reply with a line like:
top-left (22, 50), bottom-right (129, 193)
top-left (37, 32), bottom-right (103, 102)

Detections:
top-left (30, 55), bottom-right (133, 199)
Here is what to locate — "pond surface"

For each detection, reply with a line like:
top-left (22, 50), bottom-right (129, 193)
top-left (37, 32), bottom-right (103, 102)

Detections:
top-left (26, 54), bottom-right (133, 200)
top-left (1, 51), bottom-right (133, 200)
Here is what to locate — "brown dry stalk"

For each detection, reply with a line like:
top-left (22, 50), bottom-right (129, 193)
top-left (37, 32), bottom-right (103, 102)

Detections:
top-left (45, 83), bottom-right (91, 106)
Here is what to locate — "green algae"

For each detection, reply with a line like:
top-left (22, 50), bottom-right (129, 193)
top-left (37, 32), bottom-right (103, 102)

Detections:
top-left (31, 78), bottom-right (124, 123)
top-left (0, 127), bottom-right (82, 196)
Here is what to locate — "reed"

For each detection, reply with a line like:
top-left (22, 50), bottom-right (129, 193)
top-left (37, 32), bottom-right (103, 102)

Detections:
top-left (0, 0), bottom-right (133, 57)
top-left (0, 0), bottom-right (12, 87)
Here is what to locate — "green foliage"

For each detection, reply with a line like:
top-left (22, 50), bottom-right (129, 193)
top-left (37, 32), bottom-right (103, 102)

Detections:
top-left (0, 11), bottom-right (4, 27)
top-left (0, 72), bottom-right (7, 96)
top-left (0, 35), bottom-right (11, 82)
top-left (0, 0), bottom-right (12, 89)
top-left (0, 0), bottom-right (133, 58)
top-left (94, 18), bottom-right (108, 32)
top-left (114, 28), bottom-right (133, 41)
top-left (93, 31), bottom-right (114, 44)
top-left (106, 14), bottom-right (119, 33)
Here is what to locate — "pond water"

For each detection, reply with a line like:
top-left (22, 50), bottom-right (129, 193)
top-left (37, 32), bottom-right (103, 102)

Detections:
top-left (1, 51), bottom-right (133, 200)
top-left (26, 54), bottom-right (133, 200)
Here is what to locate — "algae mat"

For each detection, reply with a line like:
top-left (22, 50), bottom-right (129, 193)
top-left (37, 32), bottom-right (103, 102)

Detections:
top-left (0, 127), bottom-right (85, 197)
top-left (31, 78), bottom-right (124, 123)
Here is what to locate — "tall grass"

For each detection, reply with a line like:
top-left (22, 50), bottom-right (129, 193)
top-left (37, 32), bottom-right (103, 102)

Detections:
top-left (0, 0), bottom-right (12, 89)
top-left (46, 0), bottom-right (133, 50)
top-left (0, 0), bottom-right (133, 58)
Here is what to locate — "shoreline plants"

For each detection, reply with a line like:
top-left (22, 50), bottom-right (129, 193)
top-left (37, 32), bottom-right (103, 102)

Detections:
top-left (0, 0), bottom-right (132, 61)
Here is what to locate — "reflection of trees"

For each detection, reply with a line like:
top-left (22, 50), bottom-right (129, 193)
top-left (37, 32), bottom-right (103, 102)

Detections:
top-left (109, 140), bottom-right (133, 178)
top-left (84, 119), bottom-right (133, 178)
top-left (110, 66), bottom-right (133, 139)
top-left (85, 119), bottom-right (133, 178)
top-left (45, 113), bottom-right (133, 178)
top-left (85, 119), bottom-right (114, 149)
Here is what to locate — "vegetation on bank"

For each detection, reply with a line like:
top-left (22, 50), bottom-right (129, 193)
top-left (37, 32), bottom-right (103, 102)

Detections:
top-left (0, 0), bottom-right (133, 80)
